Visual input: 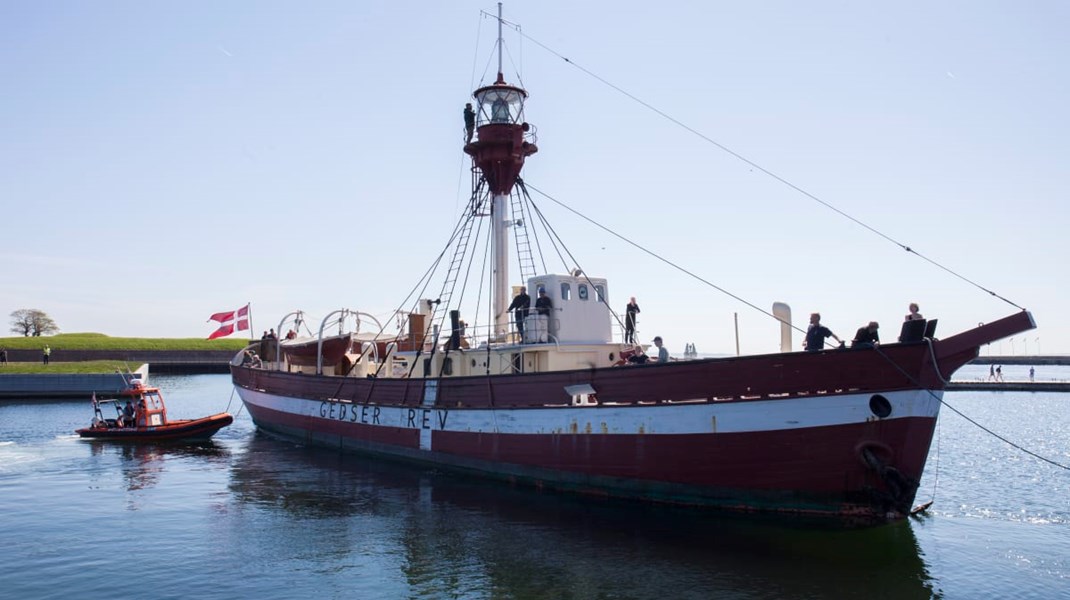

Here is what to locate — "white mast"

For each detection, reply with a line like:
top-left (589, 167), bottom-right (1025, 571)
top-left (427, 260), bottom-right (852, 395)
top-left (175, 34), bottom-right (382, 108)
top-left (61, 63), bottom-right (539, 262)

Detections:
top-left (491, 1), bottom-right (509, 339)
top-left (465, 2), bottom-right (538, 341)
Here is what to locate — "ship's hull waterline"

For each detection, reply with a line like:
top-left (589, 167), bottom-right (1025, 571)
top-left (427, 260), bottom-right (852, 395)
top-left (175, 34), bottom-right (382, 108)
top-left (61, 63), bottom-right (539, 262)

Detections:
top-left (232, 312), bottom-right (1034, 521)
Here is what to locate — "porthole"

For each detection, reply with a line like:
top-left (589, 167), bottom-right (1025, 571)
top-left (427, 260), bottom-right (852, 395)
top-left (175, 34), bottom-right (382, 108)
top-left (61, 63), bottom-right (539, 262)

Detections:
top-left (869, 394), bottom-right (892, 418)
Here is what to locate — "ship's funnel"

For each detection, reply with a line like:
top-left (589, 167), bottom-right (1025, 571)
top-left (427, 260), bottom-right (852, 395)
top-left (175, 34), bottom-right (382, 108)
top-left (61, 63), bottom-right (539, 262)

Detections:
top-left (772, 302), bottom-right (792, 352)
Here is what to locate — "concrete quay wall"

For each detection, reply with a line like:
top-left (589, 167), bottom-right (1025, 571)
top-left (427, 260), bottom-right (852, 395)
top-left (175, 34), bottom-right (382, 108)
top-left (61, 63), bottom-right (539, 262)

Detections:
top-left (970, 355), bottom-right (1070, 366)
top-left (0, 365), bottom-right (149, 399)
top-left (946, 381), bottom-right (1070, 392)
top-left (2, 349), bottom-right (238, 373)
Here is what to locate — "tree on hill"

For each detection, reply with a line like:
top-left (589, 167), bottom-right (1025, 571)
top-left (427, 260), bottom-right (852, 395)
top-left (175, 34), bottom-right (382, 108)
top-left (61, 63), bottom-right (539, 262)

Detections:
top-left (9, 309), bottom-right (60, 337)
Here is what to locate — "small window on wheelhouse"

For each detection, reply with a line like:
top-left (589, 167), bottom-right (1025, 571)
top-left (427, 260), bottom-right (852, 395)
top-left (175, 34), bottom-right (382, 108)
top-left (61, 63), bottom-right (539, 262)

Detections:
top-left (595, 285), bottom-right (605, 303)
top-left (560, 283), bottom-right (571, 301)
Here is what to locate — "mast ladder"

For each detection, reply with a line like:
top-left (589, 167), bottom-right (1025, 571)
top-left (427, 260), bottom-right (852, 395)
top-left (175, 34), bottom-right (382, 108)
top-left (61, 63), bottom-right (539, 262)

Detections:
top-left (510, 187), bottom-right (538, 284)
top-left (428, 171), bottom-right (484, 338)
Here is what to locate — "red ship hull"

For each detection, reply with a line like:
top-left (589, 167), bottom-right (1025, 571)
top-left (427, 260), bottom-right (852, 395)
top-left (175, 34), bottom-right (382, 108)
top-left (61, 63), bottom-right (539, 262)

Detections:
top-left (232, 311), bottom-right (1034, 522)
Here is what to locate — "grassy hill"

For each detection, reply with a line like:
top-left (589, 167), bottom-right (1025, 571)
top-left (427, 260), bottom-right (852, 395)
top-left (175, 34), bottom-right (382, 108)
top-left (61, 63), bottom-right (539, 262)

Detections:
top-left (0, 360), bottom-right (148, 374)
top-left (0, 333), bottom-right (248, 351)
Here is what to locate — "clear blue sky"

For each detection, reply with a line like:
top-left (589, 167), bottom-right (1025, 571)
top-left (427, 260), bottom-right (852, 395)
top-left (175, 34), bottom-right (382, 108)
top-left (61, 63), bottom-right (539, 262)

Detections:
top-left (2, 1), bottom-right (1066, 356)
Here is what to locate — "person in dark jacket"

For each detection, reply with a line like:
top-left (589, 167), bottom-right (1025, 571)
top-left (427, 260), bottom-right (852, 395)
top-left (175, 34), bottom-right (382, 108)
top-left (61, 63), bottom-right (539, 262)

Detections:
top-left (506, 286), bottom-right (531, 338)
top-left (463, 103), bottom-right (476, 143)
top-left (624, 297), bottom-right (640, 344)
top-left (535, 289), bottom-right (553, 316)
top-left (851, 321), bottom-right (880, 349)
top-left (804, 313), bottom-right (841, 351)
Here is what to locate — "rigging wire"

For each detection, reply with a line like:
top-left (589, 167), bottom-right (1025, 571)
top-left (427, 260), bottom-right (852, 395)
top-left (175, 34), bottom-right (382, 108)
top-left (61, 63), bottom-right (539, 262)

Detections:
top-left (521, 184), bottom-right (572, 275)
top-left (523, 192), bottom-right (631, 334)
top-left (457, 14), bottom-right (485, 217)
top-left (341, 189), bottom-right (479, 380)
top-left (525, 179), bottom-right (1062, 471)
top-left (872, 343), bottom-right (1069, 471)
top-left (516, 179), bottom-right (551, 275)
top-left (436, 194), bottom-right (489, 376)
top-left (925, 417), bottom-right (943, 510)
top-left (937, 393), bottom-right (1061, 468)
top-left (513, 29), bottom-right (1025, 312)
top-left (525, 181), bottom-right (812, 338)
top-left (476, 200), bottom-right (493, 351)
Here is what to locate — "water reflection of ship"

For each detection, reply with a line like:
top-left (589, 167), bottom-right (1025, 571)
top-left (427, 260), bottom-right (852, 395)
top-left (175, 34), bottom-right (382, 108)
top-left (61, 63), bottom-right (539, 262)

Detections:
top-left (88, 440), bottom-right (229, 493)
top-left (229, 433), bottom-right (935, 598)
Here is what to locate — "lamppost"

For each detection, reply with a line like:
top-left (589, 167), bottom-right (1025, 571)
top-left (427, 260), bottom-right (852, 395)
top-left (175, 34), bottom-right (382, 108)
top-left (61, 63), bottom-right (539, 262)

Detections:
top-left (1010, 337), bottom-right (1015, 355)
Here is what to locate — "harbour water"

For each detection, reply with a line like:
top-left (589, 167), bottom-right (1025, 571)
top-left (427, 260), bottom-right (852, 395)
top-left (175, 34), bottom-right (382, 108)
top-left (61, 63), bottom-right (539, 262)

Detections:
top-left (1, 371), bottom-right (1066, 599)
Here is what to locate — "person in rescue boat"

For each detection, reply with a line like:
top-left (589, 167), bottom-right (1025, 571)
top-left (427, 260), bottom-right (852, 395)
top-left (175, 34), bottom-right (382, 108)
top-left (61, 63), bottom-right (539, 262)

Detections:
top-left (120, 401), bottom-right (135, 427)
top-left (851, 321), bottom-right (880, 349)
top-left (804, 312), bottom-right (842, 351)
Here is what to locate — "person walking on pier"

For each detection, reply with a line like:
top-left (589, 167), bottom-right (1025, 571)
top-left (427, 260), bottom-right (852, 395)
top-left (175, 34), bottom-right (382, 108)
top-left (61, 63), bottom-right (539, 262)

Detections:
top-left (1029, 366), bottom-right (1035, 382)
top-left (42, 345), bottom-right (51, 365)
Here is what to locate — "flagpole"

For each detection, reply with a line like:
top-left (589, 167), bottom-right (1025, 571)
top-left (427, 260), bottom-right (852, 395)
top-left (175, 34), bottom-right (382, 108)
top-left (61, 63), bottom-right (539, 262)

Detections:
top-left (246, 302), bottom-right (254, 340)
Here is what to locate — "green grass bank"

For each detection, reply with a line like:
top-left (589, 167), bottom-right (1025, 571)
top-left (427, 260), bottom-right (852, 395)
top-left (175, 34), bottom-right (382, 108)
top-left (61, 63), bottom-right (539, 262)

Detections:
top-left (0, 333), bottom-right (248, 351)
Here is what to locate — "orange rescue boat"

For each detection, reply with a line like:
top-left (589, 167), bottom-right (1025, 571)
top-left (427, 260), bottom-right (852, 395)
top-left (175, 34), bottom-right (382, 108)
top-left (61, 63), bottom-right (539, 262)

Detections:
top-left (77, 380), bottom-right (233, 442)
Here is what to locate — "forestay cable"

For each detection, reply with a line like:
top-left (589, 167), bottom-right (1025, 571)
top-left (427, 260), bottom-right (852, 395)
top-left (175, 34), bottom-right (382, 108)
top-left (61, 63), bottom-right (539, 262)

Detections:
top-left (513, 28), bottom-right (1025, 311)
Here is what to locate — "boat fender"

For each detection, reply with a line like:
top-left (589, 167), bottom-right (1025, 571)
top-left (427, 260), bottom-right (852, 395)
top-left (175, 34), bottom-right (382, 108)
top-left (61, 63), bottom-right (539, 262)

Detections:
top-left (860, 445), bottom-right (919, 515)
top-left (856, 441), bottom-right (893, 469)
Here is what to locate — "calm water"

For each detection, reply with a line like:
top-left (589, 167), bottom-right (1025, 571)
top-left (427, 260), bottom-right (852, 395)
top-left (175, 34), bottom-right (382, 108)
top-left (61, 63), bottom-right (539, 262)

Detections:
top-left (1, 372), bottom-right (1067, 599)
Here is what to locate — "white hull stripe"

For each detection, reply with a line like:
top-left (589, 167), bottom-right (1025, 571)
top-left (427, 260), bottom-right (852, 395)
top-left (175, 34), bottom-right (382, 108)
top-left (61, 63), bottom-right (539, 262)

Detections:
top-left (238, 388), bottom-right (941, 442)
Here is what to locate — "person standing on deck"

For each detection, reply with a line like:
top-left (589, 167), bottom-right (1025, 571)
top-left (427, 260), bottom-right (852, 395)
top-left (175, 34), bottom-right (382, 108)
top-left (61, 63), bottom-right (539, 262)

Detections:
top-left (652, 336), bottom-right (669, 363)
top-left (505, 286), bottom-right (531, 340)
top-left (804, 313), bottom-right (841, 352)
top-left (535, 289), bottom-right (553, 316)
top-left (625, 297), bottom-right (640, 344)
top-left (905, 303), bottom-right (924, 321)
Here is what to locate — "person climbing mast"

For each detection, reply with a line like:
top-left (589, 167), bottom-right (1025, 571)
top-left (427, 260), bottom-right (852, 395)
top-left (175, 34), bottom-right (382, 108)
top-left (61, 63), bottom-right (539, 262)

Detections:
top-left (463, 102), bottom-right (476, 144)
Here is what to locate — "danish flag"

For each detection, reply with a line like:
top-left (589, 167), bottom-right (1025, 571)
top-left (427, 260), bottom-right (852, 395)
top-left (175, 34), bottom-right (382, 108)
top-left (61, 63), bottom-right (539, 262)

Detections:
top-left (207, 304), bottom-right (251, 340)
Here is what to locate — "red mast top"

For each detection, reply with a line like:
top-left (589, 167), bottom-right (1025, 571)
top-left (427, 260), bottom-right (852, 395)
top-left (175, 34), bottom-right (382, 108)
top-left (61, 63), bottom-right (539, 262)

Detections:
top-left (464, 4), bottom-right (537, 197)
top-left (464, 73), bottom-right (537, 195)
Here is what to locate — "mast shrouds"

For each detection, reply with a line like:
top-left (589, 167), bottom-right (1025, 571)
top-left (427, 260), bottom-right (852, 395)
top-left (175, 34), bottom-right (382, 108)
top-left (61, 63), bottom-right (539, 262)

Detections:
top-left (467, 3), bottom-right (539, 340)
